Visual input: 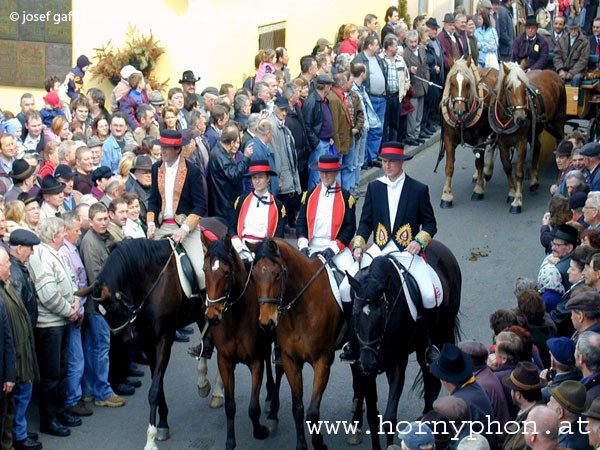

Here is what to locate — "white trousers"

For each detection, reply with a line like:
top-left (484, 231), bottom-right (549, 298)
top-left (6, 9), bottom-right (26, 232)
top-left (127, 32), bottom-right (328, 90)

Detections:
top-left (339, 244), bottom-right (437, 308)
top-left (155, 222), bottom-right (205, 289)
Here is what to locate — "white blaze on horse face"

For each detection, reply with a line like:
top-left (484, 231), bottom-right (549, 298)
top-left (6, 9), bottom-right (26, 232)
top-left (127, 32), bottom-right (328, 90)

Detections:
top-left (212, 260), bottom-right (220, 272)
top-left (363, 305), bottom-right (370, 316)
top-left (456, 73), bottom-right (464, 98)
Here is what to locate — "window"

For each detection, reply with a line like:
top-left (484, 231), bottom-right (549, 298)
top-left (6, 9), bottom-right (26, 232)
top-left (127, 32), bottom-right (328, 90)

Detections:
top-left (258, 21), bottom-right (286, 50)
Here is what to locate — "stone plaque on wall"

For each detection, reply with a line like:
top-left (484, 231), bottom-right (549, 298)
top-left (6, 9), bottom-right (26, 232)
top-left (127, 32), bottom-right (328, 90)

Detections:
top-left (0, 0), bottom-right (72, 88)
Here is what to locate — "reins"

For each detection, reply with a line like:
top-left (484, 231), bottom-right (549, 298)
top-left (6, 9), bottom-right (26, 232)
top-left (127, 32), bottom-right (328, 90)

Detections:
top-left (205, 259), bottom-right (254, 313)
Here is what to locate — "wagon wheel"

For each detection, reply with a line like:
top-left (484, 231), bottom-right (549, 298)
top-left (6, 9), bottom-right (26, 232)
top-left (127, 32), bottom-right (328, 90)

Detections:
top-left (588, 118), bottom-right (600, 143)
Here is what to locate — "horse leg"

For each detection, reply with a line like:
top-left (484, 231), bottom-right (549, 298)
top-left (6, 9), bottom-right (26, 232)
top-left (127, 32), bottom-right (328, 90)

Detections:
top-left (197, 357), bottom-right (211, 398)
top-left (483, 145), bottom-right (496, 181)
top-left (248, 358), bottom-right (269, 440)
top-left (415, 346), bottom-right (442, 413)
top-left (283, 356), bottom-right (308, 450)
top-left (266, 362), bottom-right (284, 433)
top-left (306, 358), bottom-right (332, 450)
top-left (529, 136), bottom-right (541, 192)
top-left (156, 389), bottom-right (170, 441)
top-left (383, 359), bottom-right (408, 448)
top-left (441, 133), bottom-right (455, 208)
top-left (509, 140), bottom-right (526, 214)
top-left (498, 142), bottom-right (516, 204)
top-left (218, 354), bottom-right (238, 450)
top-left (347, 364), bottom-right (364, 446)
top-left (264, 350), bottom-right (274, 414)
top-left (211, 370), bottom-right (225, 408)
top-left (472, 147), bottom-right (486, 201)
top-left (364, 375), bottom-right (381, 450)
top-left (144, 337), bottom-right (172, 450)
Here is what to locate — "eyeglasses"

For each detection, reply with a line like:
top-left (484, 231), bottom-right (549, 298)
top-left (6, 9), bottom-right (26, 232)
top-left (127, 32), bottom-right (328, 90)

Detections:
top-left (551, 241), bottom-right (569, 247)
top-left (583, 206), bottom-right (598, 210)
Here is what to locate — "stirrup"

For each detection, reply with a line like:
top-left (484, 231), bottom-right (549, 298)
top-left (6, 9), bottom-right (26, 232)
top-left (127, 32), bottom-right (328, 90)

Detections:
top-left (339, 342), bottom-right (356, 364)
top-left (425, 345), bottom-right (440, 367)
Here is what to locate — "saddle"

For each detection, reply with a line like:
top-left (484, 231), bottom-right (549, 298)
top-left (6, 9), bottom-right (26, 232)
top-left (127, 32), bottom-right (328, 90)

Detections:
top-left (168, 239), bottom-right (199, 299)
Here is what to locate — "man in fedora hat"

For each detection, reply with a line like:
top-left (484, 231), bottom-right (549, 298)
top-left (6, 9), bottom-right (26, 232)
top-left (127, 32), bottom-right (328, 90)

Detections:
top-left (230, 160), bottom-right (285, 262)
top-left (179, 70), bottom-right (201, 97)
top-left (547, 380), bottom-right (592, 449)
top-left (39, 175), bottom-right (65, 221)
top-left (4, 159), bottom-right (36, 203)
top-left (344, 141), bottom-right (440, 361)
top-left (512, 16), bottom-right (549, 71)
top-left (498, 0), bottom-right (516, 62)
top-left (538, 223), bottom-right (578, 293)
top-left (502, 361), bottom-right (546, 450)
top-left (437, 13), bottom-right (465, 72)
top-left (554, 15), bottom-right (590, 87)
top-left (125, 154), bottom-right (152, 226)
top-left (147, 129), bottom-right (206, 287)
top-left (431, 343), bottom-right (496, 446)
top-left (583, 396), bottom-right (600, 449)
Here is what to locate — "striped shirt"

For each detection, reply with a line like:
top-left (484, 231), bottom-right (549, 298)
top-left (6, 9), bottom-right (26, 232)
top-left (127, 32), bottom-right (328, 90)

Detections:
top-left (384, 54), bottom-right (400, 94)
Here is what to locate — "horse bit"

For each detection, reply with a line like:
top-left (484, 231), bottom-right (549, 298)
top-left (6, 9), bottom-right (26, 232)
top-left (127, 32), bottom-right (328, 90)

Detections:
top-left (205, 260), bottom-right (254, 313)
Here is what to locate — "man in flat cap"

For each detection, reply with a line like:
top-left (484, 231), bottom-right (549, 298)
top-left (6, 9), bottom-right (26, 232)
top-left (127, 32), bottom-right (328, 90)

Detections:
top-left (568, 292), bottom-right (600, 340)
top-left (547, 380), bottom-right (592, 449)
top-left (581, 142), bottom-right (600, 191)
top-left (583, 396), bottom-right (600, 449)
top-left (554, 15), bottom-right (590, 87)
top-left (575, 331), bottom-right (600, 407)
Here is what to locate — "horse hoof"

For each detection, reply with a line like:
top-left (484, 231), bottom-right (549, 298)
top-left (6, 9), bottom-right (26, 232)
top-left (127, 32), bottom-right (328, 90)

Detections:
top-left (471, 192), bottom-right (484, 201)
top-left (529, 184), bottom-right (540, 193)
top-left (264, 400), bottom-right (271, 415)
top-left (254, 424), bottom-right (270, 440)
top-left (210, 395), bottom-right (224, 408)
top-left (506, 196), bottom-right (514, 204)
top-left (266, 419), bottom-right (279, 433)
top-left (197, 382), bottom-right (211, 398)
top-left (509, 205), bottom-right (522, 214)
top-left (440, 200), bottom-right (453, 208)
top-left (156, 427), bottom-right (170, 441)
top-left (347, 431), bottom-right (363, 445)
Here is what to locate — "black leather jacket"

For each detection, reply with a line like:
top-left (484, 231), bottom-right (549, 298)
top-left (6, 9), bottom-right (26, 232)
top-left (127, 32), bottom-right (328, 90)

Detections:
top-left (302, 90), bottom-right (325, 150)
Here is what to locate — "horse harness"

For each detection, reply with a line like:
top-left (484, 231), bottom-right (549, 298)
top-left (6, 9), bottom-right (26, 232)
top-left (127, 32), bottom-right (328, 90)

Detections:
top-left (205, 260), bottom-right (254, 313)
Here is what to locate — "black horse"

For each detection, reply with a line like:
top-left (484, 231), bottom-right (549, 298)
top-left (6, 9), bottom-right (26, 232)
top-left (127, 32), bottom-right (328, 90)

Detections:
top-left (77, 218), bottom-right (228, 450)
top-left (346, 240), bottom-right (461, 449)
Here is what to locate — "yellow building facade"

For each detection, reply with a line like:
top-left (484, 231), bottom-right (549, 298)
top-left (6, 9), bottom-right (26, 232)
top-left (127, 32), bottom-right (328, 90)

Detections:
top-left (1, 0), bottom-right (405, 113)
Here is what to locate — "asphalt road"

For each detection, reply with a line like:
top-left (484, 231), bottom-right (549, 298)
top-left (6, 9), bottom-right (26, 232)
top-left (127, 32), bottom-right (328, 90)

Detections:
top-left (39, 138), bottom-right (557, 449)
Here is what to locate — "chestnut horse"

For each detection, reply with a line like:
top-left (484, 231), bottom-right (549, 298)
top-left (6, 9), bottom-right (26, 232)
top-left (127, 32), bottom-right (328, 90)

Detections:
top-left (203, 236), bottom-right (284, 450)
top-left (78, 218), bottom-right (227, 450)
top-left (489, 62), bottom-right (566, 213)
top-left (252, 238), bottom-right (360, 450)
top-left (440, 57), bottom-right (499, 208)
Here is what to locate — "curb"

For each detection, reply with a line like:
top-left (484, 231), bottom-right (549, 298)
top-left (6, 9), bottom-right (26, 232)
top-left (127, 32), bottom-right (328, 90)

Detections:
top-left (358, 130), bottom-right (441, 188)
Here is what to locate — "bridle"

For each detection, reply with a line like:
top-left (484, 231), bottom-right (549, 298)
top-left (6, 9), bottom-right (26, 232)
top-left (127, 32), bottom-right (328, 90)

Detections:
top-left (205, 259), bottom-right (254, 314)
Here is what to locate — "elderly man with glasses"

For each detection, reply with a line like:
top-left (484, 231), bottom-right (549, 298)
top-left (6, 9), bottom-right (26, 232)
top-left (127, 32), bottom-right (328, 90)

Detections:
top-left (538, 224), bottom-right (580, 297)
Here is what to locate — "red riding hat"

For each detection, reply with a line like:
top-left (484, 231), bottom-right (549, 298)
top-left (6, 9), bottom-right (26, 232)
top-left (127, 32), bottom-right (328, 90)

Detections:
top-left (378, 141), bottom-right (413, 161)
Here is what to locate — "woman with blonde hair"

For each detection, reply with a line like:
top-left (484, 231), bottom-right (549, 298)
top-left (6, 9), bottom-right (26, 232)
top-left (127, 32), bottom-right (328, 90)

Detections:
top-left (339, 24), bottom-right (359, 55)
top-left (162, 106), bottom-right (178, 131)
top-left (117, 152), bottom-right (136, 180)
top-left (43, 115), bottom-right (71, 143)
top-left (3, 200), bottom-right (26, 243)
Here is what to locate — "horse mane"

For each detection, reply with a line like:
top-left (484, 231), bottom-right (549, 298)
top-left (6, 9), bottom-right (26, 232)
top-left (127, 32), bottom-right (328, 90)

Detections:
top-left (96, 238), bottom-right (172, 291)
top-left (206, 239), bottom-right (234, 267)
top-left (361, 257), bottom-right (397, 300)
top-left (447, 59), bottom-right (477, 95)
top-left (498, 62), bottom-right (528, 91)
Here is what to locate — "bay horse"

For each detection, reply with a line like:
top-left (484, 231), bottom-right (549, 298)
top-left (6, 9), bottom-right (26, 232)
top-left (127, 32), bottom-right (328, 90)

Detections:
top-left (203, 236), bottom-right (284, 450)
top-left (252, 238), bottom-right (361, 450)
top-left (78, 218), bottom-right (227, 450)
top-left (440, 57), bottom-right (499, 208)
top-left (346, 240), bottom-right (462, 449)
top-left (489, 62), bottom-right (566, 213)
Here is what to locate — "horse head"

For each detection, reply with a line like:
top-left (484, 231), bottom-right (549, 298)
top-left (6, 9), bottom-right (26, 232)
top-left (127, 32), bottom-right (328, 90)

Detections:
top-left (203, 235), bottom-right (238, 325)
top-left (81, 281), bottom-right (135, 339)
top-left (499, 62), bottom-right (528, 126)
top-left (446, 57), bottom-right (477, 124)
top-left (253, 238), bottom-right (287, 331)
top-left (346, 257), bottom-right (395, 376)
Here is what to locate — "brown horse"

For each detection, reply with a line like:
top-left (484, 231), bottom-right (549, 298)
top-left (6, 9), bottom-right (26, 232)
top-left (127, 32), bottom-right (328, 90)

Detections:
top-left (252, 238), bottom-right (352, 450)
top-left (440, 57), bottom-right (499, 208)
top-left (489, 62), bottom-right (566, 213)
top-left (203, 236), bottom-right (284, 450)
top-left (78, 218), bottom-right (227, 450)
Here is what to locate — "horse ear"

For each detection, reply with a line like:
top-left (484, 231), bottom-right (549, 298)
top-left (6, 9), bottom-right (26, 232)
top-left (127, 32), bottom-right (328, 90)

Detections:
top-left (267, 238), bottom-right (279, 256)
top-left (448, 56), bottom-right (455, 68)
top-left (466, 55), bottom-right (472, 67)
top-left (519, 59), bottom-right (527, 71)
top-left (345, 271), bottom-right (361, 292)
top-left (502, 62), bottom-right (510, 76)
top-left (224, 234), bottom-right (232, 250)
